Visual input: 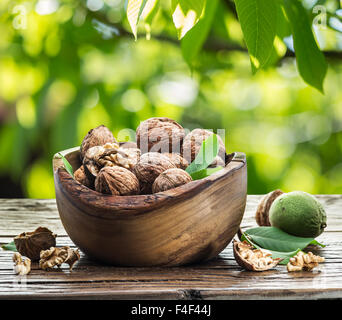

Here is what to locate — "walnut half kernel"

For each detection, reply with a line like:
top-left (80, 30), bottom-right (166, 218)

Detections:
top-left (233, 240), bottom-right (282, 271)
top-left (287, 251), bottom-right (325, 272)
top-left (13, 252), bottom-right (31, 276)
top-left (39, 246), bottom-right (80, 271)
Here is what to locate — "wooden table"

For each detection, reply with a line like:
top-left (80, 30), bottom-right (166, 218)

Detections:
top-left (0, 195), bottom-right (341, 300)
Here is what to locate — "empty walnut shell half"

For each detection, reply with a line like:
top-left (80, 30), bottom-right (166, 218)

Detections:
top-left (255, 189), bottom-right (284, 226)
top-left (14, 227), bottom-right (57, 261)
top-left (152, 168), bottom-right (193, 193)
top-left (233, 240), bottom-right (282, 271)
top-left (80, 125), bottom-right (117, 160)
top-left (136, 117), bottom-right (185, 154)
top-left (95, 166), bottom-right (140, 196)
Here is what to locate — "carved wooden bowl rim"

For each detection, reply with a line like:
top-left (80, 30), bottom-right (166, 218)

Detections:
top-left (53, 148), bottom-right (246, 218)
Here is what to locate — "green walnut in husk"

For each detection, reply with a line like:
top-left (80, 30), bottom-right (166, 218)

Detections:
top-left (269, 191), bottom-right (327, 238)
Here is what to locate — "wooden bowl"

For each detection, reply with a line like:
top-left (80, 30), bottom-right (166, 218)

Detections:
top-left (53, 148), bottom-right (247, 267)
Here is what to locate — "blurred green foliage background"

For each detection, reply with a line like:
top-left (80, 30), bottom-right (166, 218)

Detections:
top-left (0, 0), bottom-right (342, 198)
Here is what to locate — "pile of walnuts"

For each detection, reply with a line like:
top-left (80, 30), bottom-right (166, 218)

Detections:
top-left (73, 117), bottom-right (227, 196)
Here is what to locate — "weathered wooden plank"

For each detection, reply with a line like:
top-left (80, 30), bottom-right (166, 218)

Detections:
top-left (0, 195), bottom-right (341, 299)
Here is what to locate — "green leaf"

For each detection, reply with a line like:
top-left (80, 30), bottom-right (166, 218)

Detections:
top-left (190, 166), bottom-right (223, 180)
top-left (185, 134), bottom-right (219, 175)
top-left (283, 0), bottom-right (327, 92)
top-left (234, 0), bottom-right (279, 72)
top-left (58, 153), bottom-right (74, 178)
top-left (141, 0), bottom-right (160, 39)
top-left (126, 0), bottom-right (148, 39)
top-left (1, 241), bottom-right (17, 252)
top-left (171, 0), bottom-right (206, 39)
top-left (245, 226), bottom-right (325, 253)
top-left (181, 0), bottom-right (218, 65)
top-left (241, 233), bottom-right (301, 265)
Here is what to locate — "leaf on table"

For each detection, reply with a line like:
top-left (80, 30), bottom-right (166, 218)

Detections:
top-left (171, 0), bottom-right (206, 39)
top-left (1, 241), bottom-right (17, 252)
top-left (127, 0), bottom-right (148, 39)
top-left (283, 0), bottom-right (327, 92)
top-left (185, 134), bottom-right (219, 175)
top-left (234, 0), bottom-right (279, 73)
top-left (58, 153), bottom-right (74, 178)
top-left (245, 226), bottom-right (325, 253)
top-left (181, 0), bottom-right (218, 66)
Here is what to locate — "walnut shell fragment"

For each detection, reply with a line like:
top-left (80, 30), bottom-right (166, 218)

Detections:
top-left (14, 227), bottom-right (57, 261)
top-left (134, 152), bottom-right (176, 186)
top-left (13, 252), bottom-right (31, 276)
top-left (39, 246), bottom-right (80, 271)
top-left (233, 240), bottom-right (282, 271)
top-left (80, 125), bottom-right (117, 160)
top-left (136, 117), bottom-right (185, 154)
top-left (255, 189), bottom-right (284, 226)
top-left (152, 168), bottom-right (192, 193)
top-left (95, 166), bottom-right (140, 196)
top-left (182, 129), bottom-right (226, 167)
top-left (287, 251), bottom-right (325, 272)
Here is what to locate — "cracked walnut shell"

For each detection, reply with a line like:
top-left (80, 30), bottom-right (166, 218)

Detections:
top-left (233, 240), bottom-right (282, 271)
top-left (136, 117), bottom-right (185, 154)
top-left (134, 152), bottom-right (176, 186)
top-left (80, 125), bottom-right (117, 160)
top-left (39, 246), bottom-right (80, 270)
top-left (152, 168), bottom-right (192, 193)
top-left (95, 166), bottom-right (140, 196)
top-left (14, 227), bottom-right (57, 261)
top-left (255, 189), bottom-right (284, 226)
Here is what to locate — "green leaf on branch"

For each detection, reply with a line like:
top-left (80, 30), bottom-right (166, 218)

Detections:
top-left (283, 0), bottom-right (327, 92)
top-left (1, 241), bottom-right (17, 252)
top-left (126, 0), bottom-right (148, 39)
top-left (185, 134), bottom-right (219, 175)
top-left (171, 0), bottom-right (206, 39)
top-left (58, 153), bottom-right (74, 178)
top-left (234, 0), bottom-right (279, 73)
top-left (244, 226), bottom-right (325, 253)
top-left (181, 0), bottom-right (219, 66)
top-left (141, 0), bottom-right (160, 39)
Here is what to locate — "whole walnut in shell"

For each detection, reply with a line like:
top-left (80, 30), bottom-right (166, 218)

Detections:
top-left (14, 227), bottom-right (57, 261)
top-left (152, 168), bottom-right (192, 193)
top-left (134, 152), bottom-right (176, 186)
top-left (80, 125), bottom-right (117, 160)
top-left (95, 166), bottom-right (140, 196)
top-left (74, 165), bottom-right (93, 189)
top-left (182, 129), bottom-right (226, 167)
top-left (162, 153), bottom-right (188, 170)
top-left (136, 117), bottom-right (185, 154)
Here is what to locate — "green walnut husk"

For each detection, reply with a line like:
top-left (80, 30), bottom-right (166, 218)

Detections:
top-left (269, 191), bottom-right (327, 238)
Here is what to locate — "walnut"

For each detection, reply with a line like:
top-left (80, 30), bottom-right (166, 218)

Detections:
top-left (13, 252), bottom-right (31, 276)
top-left (182, 129), bottom-right (226, 167)
top-left (95, 166), bottom-right (140, 196)
top-left (233, 240), bottom-right (282, 271)
top-left (80, 125), bottom-right (117, 160)
top-left (136, 117), bottom-right (185, 154)
top-left (255, 190), bottom-right (284, 226)
top-left (74, 165), bottom-right (93, 189)
top-left (287, 251), bottom-right (325, 272)
top-left (162, 153), bottom-right (188, 170)
top-left (152, 168), bottom-right (192, 193)
top-left (39, 246), bottom-right (80, 271)
top-left (134, 152), bottom-right (176, 188)
top-left (14, 227), bottom-right (57, 261)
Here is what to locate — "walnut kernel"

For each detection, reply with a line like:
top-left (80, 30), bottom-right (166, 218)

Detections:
top-left (39, 246), bottom-right (80, 271)
top-left (287, 251), bottom-right (325, 272)
top-left (13, 252), bottom-right (31, 276)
